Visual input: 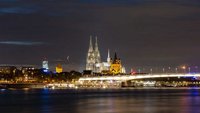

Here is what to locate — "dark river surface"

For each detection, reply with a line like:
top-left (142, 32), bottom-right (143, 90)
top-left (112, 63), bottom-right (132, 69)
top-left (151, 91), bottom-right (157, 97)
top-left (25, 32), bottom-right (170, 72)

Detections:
top-left (0, 88), bottom-right (200, 113)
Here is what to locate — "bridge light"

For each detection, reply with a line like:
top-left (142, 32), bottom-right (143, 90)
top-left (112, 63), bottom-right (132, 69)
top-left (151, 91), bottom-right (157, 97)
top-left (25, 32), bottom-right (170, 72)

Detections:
top-left (181, 66), bottom-right (187, 73)
top-left (182, 66), bottom-right (186, 70)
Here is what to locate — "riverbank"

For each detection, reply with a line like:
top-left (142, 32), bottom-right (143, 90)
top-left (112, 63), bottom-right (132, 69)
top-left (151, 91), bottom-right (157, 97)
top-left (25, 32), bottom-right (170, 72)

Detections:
top-left (0, 83), bottom-right (46, 89)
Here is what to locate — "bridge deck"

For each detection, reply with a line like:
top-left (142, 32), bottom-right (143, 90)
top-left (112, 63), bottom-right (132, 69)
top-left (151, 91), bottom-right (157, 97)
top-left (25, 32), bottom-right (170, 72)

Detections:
top-left (79, 74), bottom-right (200, 81)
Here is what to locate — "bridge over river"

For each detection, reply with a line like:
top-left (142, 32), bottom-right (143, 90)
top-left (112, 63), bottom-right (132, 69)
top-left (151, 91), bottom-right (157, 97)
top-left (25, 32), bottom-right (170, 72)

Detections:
top-left (78, 74), bottom-right (200, 87)
top-left (79, 73), bottom-right (200, 81)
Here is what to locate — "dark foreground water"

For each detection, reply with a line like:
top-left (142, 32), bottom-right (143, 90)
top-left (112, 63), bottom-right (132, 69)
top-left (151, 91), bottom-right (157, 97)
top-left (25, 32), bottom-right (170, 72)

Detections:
top-left (0, 88), bottom-right (200, 113)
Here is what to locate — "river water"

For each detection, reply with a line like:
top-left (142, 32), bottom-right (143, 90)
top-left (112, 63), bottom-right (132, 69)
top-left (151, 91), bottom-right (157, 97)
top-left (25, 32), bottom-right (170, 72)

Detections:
top-left (0, 88), bottom-right (200, 113)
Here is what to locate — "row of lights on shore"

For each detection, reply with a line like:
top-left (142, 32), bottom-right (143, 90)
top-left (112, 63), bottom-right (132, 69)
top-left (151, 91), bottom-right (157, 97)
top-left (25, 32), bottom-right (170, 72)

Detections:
top-left (131, 66), bottom-right (199, 74)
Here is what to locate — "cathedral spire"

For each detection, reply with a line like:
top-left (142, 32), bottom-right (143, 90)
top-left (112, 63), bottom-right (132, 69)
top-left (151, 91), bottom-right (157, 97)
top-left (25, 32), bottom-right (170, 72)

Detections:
top-left (114, 52), bottom-right (118, 60)
top-left (107, 49), bottom-right (111, 62)
top-left (86, 35), bottom-right (95, 71)
top-left (95, 36), bottom-right (99, 51)
top-left (94, 36), bottom-right (101, 63)
top-left (88, 35), bottom-right (93, 52)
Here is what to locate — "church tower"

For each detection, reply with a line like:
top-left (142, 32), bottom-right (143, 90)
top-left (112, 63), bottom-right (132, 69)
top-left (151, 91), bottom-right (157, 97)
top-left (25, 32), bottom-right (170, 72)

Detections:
top-left (93, 36), bottom-right (101, 72)
top-left (94, 36), bottom-right (101, 63)
top-left (110, 52), bottom-right (122, 74)
top-left (85, 36), bottom-right (119, 74)
top-left (86, 36), bottom-right (95, 71)
top-left (107, 49), bottom-right (111, 63)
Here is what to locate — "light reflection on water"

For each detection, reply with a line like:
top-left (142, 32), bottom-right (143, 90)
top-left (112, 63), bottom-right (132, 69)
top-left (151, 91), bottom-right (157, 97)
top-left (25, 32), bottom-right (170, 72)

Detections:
top-left (0, 88), bottom-right (200, 113)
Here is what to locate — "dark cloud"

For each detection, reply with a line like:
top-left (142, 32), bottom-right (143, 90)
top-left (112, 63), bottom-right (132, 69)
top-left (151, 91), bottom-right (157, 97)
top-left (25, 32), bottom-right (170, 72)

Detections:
top-left (0, 41), bottom-right (44, 46)
top-left (0, 7), bottom-right (38, 14)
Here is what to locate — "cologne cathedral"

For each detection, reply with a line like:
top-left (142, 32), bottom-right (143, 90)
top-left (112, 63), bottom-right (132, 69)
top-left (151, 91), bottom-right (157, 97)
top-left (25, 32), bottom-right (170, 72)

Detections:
top-left (86, 36), bottom-right (126, 74)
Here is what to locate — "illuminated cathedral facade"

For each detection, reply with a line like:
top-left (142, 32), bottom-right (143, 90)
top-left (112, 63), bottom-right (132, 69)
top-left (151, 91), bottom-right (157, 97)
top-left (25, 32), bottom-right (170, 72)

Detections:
top-left (86, 36), bottom-right (126, 74)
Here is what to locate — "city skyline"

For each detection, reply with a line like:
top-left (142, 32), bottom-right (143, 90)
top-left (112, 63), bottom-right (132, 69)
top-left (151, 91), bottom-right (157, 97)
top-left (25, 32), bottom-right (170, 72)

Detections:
top-left (0, 0), bottom-right (200, 72)
top-left (1, 1), bottom-right (200, 113)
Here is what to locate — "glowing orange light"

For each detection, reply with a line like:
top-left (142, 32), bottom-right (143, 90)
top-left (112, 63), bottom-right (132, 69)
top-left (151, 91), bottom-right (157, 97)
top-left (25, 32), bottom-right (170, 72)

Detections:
top-left (182, 66), bottom-right (186, 70)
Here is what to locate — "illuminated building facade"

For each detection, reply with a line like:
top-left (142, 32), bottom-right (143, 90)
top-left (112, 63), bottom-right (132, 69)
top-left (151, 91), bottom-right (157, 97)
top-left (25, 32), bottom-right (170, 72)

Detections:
top-left (21, 67), bottom-right (35, 73)
top-left (86, 36), bottom-right (102, 73)
top-left (86, 37), bottom-right (125, 74)
top-left (56, 64), bottom-right (63, 73)
top-left (0, 66), bottom-right (17, 75)
top-left (100, 50), bottom-right (111, 73)
top-left (110, 52), bottom-right (126, 74)
top-left (42, 60), bottom-right (49, 70)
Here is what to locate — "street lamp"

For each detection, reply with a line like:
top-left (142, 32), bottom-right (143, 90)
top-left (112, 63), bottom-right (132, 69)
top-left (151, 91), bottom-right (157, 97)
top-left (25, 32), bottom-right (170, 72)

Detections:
top-left (162, 68), bottom-right (165, 73)
top-left (175, 68), bottom-right (178, 73)
top-left (188, 67), bottom-right (191, 73)
top-left (150, 68), bottom-right (153, 75)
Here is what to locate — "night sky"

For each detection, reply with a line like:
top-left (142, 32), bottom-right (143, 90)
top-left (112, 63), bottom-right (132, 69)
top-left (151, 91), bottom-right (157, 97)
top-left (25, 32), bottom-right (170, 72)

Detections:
top-left (0, 0), bottom-right (200, 72)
